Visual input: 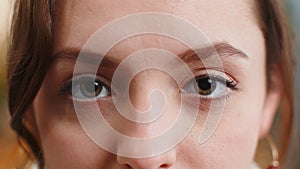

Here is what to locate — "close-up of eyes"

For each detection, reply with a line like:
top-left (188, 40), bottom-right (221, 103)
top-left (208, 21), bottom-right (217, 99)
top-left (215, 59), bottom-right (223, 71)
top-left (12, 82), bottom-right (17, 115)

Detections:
top-left (181, 71), bottom-right (238, 99)
top-left (58, 70), bottom-right (239, 102)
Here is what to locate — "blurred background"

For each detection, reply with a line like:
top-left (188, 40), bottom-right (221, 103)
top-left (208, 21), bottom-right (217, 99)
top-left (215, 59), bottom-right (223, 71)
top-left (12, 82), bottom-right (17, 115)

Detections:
top-left (0, 0), bottom-right (299, 169)
top-left (284, 0), bottom-right (300, 168)
top-left (1, 1), bottom-right (20, 169)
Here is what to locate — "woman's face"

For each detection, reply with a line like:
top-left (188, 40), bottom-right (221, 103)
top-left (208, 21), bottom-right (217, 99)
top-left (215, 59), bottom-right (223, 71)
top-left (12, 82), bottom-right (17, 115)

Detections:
top-left (31, 0), bottom-right (280, 168)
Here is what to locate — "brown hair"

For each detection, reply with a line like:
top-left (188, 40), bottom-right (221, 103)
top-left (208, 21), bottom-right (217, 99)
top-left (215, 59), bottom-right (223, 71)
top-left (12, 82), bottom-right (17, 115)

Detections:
top-left (255, 0), bottom-right (295, 161)
top-left (8, 0), bottom-right (55, 168)
top-left (7, 0), bottom-right (295, 168)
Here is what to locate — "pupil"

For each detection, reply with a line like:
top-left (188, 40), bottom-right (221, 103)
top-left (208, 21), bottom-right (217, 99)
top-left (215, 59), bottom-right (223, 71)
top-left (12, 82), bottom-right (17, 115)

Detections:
top-left (86, 82), bottom-right (97, 93)
top-left (80, 80), bottom-right (102, 97)
top-left (93, 81), bottom-right (100, 92)
top-left (195, 77), bottom-right (216, 95)
top-left (198, 78), bottom-right (212, 90)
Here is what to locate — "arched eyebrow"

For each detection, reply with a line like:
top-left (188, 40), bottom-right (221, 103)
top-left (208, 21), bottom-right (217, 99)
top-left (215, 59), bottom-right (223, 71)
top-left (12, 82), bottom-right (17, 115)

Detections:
top-left (50, 42), bottom-right (248, 66)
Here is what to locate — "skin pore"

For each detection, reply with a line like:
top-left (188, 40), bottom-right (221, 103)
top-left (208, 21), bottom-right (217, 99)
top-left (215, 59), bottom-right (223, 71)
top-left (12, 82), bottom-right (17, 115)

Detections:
top-left (28, 0), bottom-right (282, 168)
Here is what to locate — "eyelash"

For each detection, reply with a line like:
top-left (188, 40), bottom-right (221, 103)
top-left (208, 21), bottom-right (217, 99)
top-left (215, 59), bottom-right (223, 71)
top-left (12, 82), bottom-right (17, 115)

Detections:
top-left (197, 74), bottom-right (238, 91)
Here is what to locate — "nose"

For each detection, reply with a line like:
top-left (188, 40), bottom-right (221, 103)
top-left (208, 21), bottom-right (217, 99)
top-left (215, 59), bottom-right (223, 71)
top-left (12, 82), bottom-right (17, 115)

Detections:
top-left (116, 70), bottom-right (178, 168)
top-left (117, 149), bottom-right (176, 169)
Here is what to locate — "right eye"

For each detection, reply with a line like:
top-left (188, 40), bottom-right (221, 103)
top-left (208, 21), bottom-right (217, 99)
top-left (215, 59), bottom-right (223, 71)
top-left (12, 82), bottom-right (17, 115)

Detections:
top-left (61, 75), bottom-right (111, 100)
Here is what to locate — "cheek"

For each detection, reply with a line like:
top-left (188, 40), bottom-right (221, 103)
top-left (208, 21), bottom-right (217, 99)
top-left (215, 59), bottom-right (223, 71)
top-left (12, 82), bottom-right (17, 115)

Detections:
top-left (179, 102), bottom-right (263, 168)
top-left (32, 83), bottom-right (114, 169)
top-left (40, 124), bottom-right (112, 169)
top-left (215, 59), bottom-right (266, 167)
top-left (180, 104), bottom-right (262, 168)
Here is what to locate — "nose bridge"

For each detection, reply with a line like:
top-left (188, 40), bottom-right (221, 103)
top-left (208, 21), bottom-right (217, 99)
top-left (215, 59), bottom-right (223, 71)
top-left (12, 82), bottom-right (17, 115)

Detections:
top-left (129, 69), bottom-right (170, 112)
top-left (123, 70), bottom-right (171, 138)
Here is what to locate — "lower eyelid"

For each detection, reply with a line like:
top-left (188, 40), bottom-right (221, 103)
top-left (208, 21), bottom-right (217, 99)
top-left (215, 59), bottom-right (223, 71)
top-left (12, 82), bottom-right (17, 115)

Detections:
top-left (184, 93), bottom-right (232, 109)
top-left (182, 93), bottom-right (232, 112)
top-left (182, 89), bottom-right (229, 97)
top-left (71, 95), bottom-right (112, 104)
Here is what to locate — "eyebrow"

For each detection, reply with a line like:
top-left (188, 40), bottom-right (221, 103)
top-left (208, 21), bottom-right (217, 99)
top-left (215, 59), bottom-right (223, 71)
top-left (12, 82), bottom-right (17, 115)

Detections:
top-left (51, 42), bottom-right (248, 66)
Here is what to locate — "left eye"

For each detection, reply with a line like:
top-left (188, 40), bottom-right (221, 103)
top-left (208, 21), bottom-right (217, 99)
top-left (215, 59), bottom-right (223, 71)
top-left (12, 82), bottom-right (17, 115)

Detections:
top-left (71, 76), bottom-right (111, 100)
top-left (182, 74), bottom-right (237, 98)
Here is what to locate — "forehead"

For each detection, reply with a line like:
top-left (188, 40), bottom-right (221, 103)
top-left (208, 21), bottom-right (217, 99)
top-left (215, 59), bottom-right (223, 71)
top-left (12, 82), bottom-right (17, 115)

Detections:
top-left (52, 0), bottom-right (263, 61)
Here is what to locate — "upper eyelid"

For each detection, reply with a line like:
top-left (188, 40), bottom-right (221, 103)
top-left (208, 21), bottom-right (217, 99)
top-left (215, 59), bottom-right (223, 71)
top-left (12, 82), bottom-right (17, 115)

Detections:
top-left (71, 74), bottom-right (111, 87)
top-left (195, 74), bottom-right (230, 83)
top-left (180, 69), bottom-right (235, 87)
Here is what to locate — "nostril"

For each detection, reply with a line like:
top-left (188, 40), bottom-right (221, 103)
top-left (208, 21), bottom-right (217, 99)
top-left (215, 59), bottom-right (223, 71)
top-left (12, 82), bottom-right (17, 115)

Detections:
top-left (117, 149), bottom-right (176, 169)
top-left (122, 163), bottom-right (170, 169)
top-left (122, 163), bottom-right (133, 169)
top-left (160, 164), bottom-right (170, 168)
